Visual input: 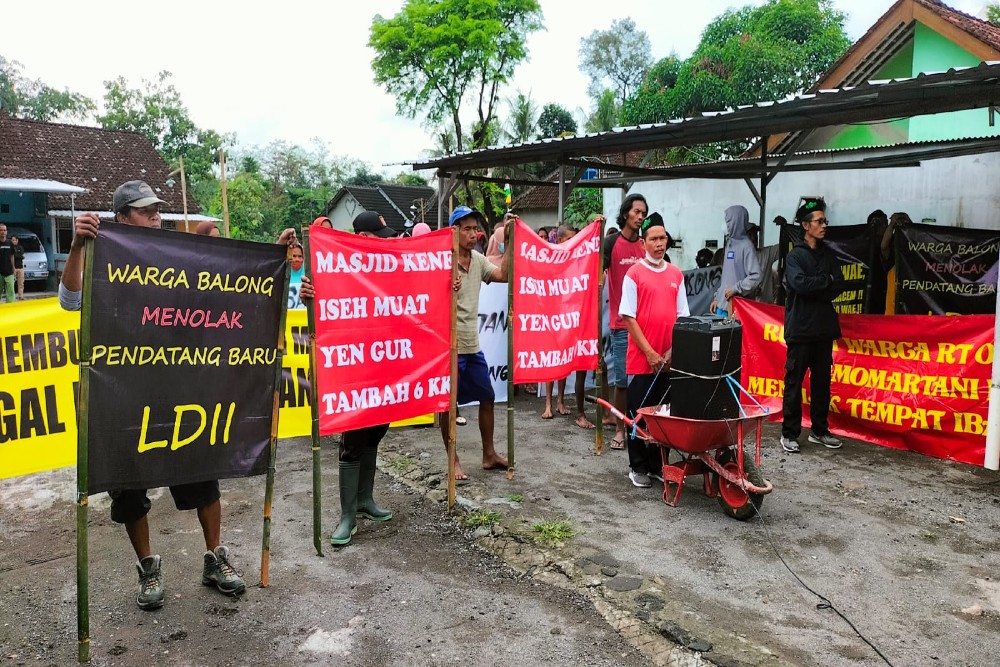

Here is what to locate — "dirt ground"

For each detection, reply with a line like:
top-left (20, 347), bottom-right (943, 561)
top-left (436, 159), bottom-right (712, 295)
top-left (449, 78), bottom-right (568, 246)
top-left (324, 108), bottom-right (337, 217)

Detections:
top-left (2, 390), bottom-right (999, 667)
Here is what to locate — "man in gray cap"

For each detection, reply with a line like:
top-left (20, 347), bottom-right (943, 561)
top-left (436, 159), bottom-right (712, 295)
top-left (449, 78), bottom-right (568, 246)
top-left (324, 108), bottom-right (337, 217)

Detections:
top-left (58, 180), bottom-right (305, 611)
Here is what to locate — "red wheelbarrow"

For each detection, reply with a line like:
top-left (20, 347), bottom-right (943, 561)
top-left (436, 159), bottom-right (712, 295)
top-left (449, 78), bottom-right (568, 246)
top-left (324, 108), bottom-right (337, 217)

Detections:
top-left (597, 399), bottom-right (773, 520)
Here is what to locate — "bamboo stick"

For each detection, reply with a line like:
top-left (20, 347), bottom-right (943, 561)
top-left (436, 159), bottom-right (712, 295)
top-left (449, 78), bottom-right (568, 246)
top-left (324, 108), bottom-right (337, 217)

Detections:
top-left (76, 237), bottom-right (95, 664)
top-left (261, 247), bottom-right (292, 586)
top-left (220, 149), bottom-right (230, 238)
top-left (448, 227), bottom-right (459, 511)
top-left (595, 221), bottom-right (605, 456)
top-left (506, 221), bottom-right (515, 480)
top-left (304, 230), bottom-right (324, 556)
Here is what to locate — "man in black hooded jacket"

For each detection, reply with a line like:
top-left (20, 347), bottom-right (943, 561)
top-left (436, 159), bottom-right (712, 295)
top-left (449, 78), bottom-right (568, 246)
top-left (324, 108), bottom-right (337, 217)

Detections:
top-left (780, 201), bottom-right (845, 453)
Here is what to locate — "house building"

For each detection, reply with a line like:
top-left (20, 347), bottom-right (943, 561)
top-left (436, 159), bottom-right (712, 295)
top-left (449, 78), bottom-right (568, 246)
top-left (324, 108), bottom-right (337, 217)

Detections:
top-left (323, 184), bottom-right (439, 235)
top-left (603, 0), bottom-right (1000, 269)
top-left (0, 114), bottom-right (216, 287)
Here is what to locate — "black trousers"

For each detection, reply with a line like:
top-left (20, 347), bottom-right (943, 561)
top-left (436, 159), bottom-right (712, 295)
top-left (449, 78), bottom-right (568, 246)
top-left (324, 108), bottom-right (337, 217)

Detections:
top-left (626, 372), bottom-right (671, 474)
top-left (339, 423), bottom-right (390, 462)
top-left (781, 340), bottom-right (833, 439)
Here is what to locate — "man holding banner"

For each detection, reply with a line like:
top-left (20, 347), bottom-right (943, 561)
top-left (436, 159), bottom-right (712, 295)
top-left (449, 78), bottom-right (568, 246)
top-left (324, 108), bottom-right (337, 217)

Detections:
top-left (442, 206), bottom-right (511, 480)
top-left (780, 201), bottom-right (845, 454)
top-left (619, 215), bottom-right (688, 487)
top-left (60, 180), bottom-right (305, 610)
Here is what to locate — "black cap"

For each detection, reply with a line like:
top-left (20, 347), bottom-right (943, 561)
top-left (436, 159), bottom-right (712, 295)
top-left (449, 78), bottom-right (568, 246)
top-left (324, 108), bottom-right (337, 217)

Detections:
top-left (639, 212), bottom-right (666, 239)
top-left (352, 211), bottom-right (396, 238)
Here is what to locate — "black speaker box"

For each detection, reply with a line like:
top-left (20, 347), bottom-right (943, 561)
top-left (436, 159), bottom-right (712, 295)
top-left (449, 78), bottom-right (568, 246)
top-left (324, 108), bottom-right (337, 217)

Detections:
top-left (670, 316), bottom-right (742, 420)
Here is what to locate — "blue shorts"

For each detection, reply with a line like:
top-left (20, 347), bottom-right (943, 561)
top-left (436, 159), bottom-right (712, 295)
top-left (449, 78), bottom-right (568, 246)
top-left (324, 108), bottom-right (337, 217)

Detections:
top-left (609, 329), bottom-right (629, 389)
top-left (457, 352), bottom-right (496, 405)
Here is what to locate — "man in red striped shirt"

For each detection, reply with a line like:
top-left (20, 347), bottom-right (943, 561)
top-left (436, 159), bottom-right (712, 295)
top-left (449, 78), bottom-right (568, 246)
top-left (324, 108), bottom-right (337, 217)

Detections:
top-left (618, 214), bottom-right (689, 488)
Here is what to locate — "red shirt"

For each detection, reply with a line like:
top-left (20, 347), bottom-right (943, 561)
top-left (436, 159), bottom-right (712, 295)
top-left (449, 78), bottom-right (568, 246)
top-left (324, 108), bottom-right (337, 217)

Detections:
top-left (619, 260), bottom-right (688, 375)
top-left (603, 233), bottom-right (645, 330)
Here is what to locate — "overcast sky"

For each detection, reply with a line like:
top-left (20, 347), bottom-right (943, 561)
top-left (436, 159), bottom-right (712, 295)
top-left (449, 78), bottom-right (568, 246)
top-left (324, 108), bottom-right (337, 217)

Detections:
top-left (4, 0), bottom-right (990, 172)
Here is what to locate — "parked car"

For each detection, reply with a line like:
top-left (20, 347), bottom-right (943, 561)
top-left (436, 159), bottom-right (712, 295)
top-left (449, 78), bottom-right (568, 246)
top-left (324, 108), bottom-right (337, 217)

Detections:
top-left (8, 227), bottom-right (49, 284)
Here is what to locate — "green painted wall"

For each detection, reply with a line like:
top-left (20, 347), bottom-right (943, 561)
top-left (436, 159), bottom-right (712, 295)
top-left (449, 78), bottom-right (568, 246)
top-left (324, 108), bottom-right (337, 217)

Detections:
top-left (909, 23), bottom-right (998, 141)
top-left (814, 22), bottom-right (997, 149)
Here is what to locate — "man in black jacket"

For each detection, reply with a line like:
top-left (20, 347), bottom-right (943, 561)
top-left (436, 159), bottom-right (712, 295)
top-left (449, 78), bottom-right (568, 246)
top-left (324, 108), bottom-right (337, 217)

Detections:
top-left (780, 201), bottom-right (845, 453)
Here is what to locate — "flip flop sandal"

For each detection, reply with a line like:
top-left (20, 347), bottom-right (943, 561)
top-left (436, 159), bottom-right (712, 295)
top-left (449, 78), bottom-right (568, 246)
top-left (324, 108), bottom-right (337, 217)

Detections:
top-left (610, 437), bottom-right (626, 450)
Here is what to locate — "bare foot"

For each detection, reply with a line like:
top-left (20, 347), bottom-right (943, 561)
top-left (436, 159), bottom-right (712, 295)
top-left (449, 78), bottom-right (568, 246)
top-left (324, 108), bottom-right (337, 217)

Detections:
top-left (541, 406), bottom-right (554, 419)
top-left (602, 416), bottom-right (616, 426)
top-left (556, 403), bottom-right (571, 416)
top-left (482, 453), bottom-right (508, 470)
top-left (575, 414), bottom-right (596, 429)
top-left (453, 461), bottom-right (469, 481)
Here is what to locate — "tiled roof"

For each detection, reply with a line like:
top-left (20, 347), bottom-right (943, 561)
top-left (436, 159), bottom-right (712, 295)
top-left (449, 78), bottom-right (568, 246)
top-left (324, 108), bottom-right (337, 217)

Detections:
top-left (918, 0), bottom-right (1000, 51)
top-left (0, 114), bottom-right (197, 213)
top-left (325, 184), bottom-right (439, 233)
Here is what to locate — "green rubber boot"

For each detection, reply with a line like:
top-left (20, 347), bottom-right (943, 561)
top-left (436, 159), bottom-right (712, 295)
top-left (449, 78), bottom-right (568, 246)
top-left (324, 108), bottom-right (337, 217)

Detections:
top-left (357, 448), bottom-right (393, 522)
top-left (330, 461), bottom-right (360, 546)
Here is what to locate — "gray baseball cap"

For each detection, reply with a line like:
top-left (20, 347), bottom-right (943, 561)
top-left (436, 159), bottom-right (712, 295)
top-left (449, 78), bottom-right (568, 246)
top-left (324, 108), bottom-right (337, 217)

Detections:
top-left (113, 180), bottom-right (167, 213)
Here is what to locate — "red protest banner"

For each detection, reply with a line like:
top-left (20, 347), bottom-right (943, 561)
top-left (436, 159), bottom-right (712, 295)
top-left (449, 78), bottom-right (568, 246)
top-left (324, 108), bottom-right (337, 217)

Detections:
top-left (309, 227), bottom-right (452, 433)
top-left (734, 298), bottom-right (991, 466)
top-left (512, 219), bottom-right (600, 383)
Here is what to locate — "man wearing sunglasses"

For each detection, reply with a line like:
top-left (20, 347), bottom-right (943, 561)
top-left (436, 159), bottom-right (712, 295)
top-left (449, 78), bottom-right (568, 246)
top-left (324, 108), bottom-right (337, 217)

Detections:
top-left (780, 200), bottom-right (845, 453)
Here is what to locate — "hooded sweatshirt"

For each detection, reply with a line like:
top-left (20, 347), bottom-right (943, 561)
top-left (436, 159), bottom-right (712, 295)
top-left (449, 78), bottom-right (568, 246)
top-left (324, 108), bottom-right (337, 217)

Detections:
top-left (715, 205), bottom-right (761, 310)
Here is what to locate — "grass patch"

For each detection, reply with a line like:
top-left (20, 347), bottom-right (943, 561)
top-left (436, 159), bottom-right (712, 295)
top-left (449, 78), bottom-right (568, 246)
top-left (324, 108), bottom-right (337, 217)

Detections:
top-left (531, 519), bottom-right (575, 546)
top-left (460, 509), bottom-right (503, 528)
top-left (385, 453), bottom-right (414, 475)
top-left (505, 494), bottom-right (524, 503)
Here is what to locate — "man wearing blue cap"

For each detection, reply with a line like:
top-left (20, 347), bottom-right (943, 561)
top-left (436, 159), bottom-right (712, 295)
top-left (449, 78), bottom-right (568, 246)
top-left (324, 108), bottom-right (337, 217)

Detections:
top-left (442, 206), bottom-right (512, 480)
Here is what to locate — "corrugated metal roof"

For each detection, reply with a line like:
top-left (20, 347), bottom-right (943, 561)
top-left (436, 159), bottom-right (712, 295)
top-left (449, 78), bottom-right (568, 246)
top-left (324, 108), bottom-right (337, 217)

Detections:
top-left (411, 62), bottom-right (1000, 174)
top-left (48, 210), bottom-right (220, 222)
top-left (0, 178), bottom-right (87, 194)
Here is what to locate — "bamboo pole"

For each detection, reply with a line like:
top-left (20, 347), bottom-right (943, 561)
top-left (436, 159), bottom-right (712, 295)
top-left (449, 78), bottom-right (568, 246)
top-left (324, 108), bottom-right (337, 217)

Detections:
top-left (506, 221), bottom-right (515, 480)
top-left (304, 230), bottom-right (325, 554)
top-left (261, 250), bottom-right (292, 586)
top-left (220, 149), bottom-right (230, 239)
top-left (76, 237), bottom-right (95, 664)
top-left (179, 155), bottom-right (189, 230)
top-left (593, 221), bottom-right (605, 453)
top-left (448, 226), bottom-right (459, 511)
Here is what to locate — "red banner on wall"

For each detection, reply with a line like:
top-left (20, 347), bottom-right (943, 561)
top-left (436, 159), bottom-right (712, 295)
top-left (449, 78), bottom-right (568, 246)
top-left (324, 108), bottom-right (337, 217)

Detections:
top-left (512, 219), bottom-right (600, 383)
top-left (734, 298), bottom-right (991, 466)
top-left (309, 226), bottom-right (452, 433)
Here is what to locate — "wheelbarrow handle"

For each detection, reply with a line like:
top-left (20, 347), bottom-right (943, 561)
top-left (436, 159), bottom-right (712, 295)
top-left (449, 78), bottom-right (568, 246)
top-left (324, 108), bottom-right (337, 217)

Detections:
top-left (587, 397), bottom-right (652, 441)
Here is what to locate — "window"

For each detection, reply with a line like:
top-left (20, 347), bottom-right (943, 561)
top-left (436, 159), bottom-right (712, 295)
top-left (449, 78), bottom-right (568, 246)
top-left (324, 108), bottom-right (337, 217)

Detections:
top-left (56, 218), bottom-right (74, 254)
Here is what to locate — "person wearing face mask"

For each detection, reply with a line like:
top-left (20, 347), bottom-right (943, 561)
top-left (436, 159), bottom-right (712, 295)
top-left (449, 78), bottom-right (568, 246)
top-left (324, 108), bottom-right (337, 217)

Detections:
top-left (287, 244), bottom-right (306, 309)
top-left (618, 214), bottom-right (689, 488)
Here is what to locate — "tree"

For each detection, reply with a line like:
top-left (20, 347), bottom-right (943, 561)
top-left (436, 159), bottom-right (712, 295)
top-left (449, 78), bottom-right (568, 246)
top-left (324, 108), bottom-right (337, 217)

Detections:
top-left (562, 188), bottom-right (603, 227)
top-left (578, 18), bottom-right (653, 107)
top-left (620, 54), bottom-right (681, 125)
top-left (98, 71), bottom-right (228, 185)
top-left (988, 2), bottom-right (1000, 26)
top-left (584, 89), bottom-right (620, 133)
top-left (537, 103), bottom-right (577, 139)
top-left (503, 90), bottom-right (539, 144)
top-left (0, 55), bottom-right (94, 121)
top-left (620, 0), bottom-right (850, 158)
top-left (370, 0), bottom-right (543, 156)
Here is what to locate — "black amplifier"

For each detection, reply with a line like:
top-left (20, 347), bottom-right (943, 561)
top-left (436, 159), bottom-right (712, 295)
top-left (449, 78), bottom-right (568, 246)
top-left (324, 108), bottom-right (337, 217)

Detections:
top-left (670, 316), bottom-right (742, 420)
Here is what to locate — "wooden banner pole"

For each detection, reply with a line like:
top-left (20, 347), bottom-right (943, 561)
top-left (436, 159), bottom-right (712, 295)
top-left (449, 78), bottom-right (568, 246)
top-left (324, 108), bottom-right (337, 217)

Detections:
top-left (506, 222), bottom-right (515, 480)
top-left (76, 238), bottom-right (95, 663)
top-left (261, 247), bottom-right (292, 586)
top-left (303, 230), bottom-right (324, 556)
top-left (448, 226), bottom-right (459, 511)
top-left (595, 220), bottom-right (605, 456)
top-left (219, 149), bottom-right (230, 238)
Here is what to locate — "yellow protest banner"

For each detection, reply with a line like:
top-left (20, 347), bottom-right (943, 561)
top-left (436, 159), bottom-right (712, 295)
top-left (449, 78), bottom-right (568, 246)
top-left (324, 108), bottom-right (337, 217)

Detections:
top-left (0, 299), bottom-right (80, 479)
top-left (2, 300), bottom-right (432, 480)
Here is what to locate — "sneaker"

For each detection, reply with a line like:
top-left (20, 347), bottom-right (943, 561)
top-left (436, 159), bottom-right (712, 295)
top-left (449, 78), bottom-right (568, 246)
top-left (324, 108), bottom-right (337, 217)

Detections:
top-left (628, 469), bottom-right (652, 488)
top-left (780, 436), bottom-right (800, 453)
top-left (456, 416), bottom-right (468, 426)
top-left (136, 555), bottom-right (164, 610)
top-left (808, 433), bottom-right (843, 449)
top-left (202, 546), bottom-right (246, 596)
top-left (648, 469), bottom-right (664, 483)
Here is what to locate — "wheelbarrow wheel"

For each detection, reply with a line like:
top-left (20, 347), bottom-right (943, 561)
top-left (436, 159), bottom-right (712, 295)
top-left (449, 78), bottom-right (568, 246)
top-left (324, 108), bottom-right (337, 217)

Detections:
top-left (713, 448), bottom-right (765, 521)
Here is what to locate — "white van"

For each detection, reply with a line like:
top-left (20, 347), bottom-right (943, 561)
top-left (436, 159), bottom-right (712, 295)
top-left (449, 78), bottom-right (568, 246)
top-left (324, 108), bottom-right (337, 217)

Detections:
top-left (8, 227), bottom-right (49, 284)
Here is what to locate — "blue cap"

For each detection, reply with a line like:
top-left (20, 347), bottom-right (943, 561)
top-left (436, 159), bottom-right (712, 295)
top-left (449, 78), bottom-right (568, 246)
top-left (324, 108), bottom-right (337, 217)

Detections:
top-left (449, 205), bottom-right (484, 226)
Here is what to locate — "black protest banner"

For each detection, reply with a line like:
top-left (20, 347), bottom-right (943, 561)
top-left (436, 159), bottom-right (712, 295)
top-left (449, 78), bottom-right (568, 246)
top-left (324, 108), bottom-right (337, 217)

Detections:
top-left (781, 223), bottom-right (873, 314)
top-left (682, 266), bottom-right (722, 316)
top-left (84, 225), bottom-right (287, 494)
top-left (893, 223), bottom-right (1000, 315)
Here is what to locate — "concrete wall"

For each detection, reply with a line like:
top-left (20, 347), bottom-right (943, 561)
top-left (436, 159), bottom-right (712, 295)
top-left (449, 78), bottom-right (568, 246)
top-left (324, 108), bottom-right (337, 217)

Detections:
top-left (604, 152), bottom-right (1000, 270)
